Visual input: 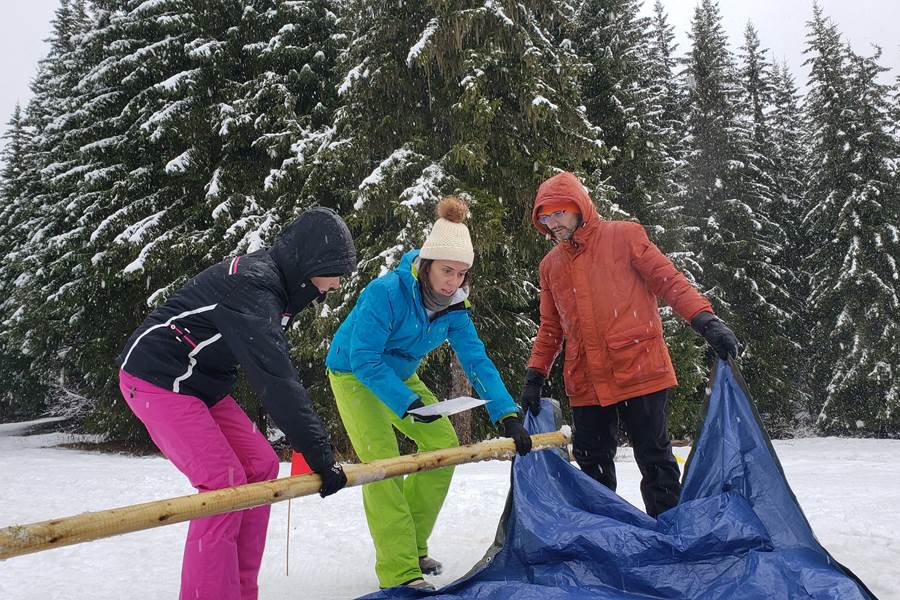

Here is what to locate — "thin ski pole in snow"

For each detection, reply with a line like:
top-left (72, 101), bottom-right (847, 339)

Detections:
top-left (0, 431), bottom-right (570, 560)
top-left (286, 499), bottom-right (292, 576)
top-left (286, 450), bottom-right (312, 576)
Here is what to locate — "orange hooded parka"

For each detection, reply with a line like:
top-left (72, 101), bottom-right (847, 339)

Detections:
top-left (527, 172), bottom-right (713, 407)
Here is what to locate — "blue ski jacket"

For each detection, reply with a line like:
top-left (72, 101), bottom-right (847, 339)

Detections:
top-left (326, 249), bottom-right (518, 423)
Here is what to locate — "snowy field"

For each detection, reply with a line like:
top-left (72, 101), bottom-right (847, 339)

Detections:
top-left (1, 418), bottom-right (897, 600)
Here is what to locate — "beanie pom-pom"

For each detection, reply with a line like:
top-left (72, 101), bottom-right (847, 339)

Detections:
top-left (436, 196), bottom-right (468, 224)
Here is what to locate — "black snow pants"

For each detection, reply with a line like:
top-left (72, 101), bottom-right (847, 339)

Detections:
top-left (571, 388), bottom-right (681, 518)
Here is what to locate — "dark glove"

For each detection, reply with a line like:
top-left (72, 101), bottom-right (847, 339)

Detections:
top-left (404, 398), bottom-right (441, 423)
top-left (691, 312), bottom-right (741, 360)
top-left (502, 416), bottom-right (533, 456)
top-left (519, 368), bottom-right (545, 416)
top-left (317, 463), bottom-right (347, 498)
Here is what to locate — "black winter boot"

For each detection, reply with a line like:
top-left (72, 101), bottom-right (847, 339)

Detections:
top-left (419, 555), bottom-right (443, 575)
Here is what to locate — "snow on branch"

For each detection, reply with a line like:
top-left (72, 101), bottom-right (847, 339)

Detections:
top-left (531, 96), bottom-right (559, 111)
top-left (206, 167), bottom-right (222, 199)
top-left (124, 230), bottom-right (176, 275)
top-left (164, 149), bottom-right (193, 174)
top-left (114, 210), bottom-right (167, 245)
top-left (355, 147), bottom-right (423, 210)
top-left (400, 163), bottom-right (446, 207)
top-left (407, 18), bottom-right (439, 67)
top-left (186, 39), bottom-right (225, 60)
top-left (338, 58), bottom-right (369, 96)
top-left (153, 69), bottom-right (199, 92)
top-left (80, 135), bottom-right (127, 154)
top-left (482, 0), bottom-right (515, 27)
top-left (141, 99), bottom-right (191, 141)
top-left (130, 0), bottom-right (168, 16)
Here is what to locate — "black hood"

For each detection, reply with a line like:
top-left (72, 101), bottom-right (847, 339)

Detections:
top-left (269, 207), bottom-right (357, 313)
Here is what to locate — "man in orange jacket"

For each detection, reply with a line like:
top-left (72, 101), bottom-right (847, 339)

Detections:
top-left (520, 172), bottom-right (740, 517)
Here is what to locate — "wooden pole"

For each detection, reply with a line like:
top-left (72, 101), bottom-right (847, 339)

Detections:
top-left (0, 431), bottom-right (569, 560)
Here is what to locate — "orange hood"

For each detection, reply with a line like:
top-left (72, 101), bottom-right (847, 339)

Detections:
top-left (531, 172), bottom-right (599, 234)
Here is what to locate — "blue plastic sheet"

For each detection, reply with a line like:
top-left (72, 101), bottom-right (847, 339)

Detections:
top-left (361, 361), bottom-right (876, 599)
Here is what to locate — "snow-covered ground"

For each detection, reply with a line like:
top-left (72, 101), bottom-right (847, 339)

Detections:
top-left (1, 419), bottom-right (897, 599)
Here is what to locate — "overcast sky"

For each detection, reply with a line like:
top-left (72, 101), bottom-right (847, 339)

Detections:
top-left (641, 0), bottom-right (899, 89)
top-left (1, 0), bottom-right (59, 131)
top-left (1, 0), bottom-right (898, 139)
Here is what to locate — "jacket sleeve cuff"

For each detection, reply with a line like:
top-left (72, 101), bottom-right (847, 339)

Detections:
top-left (685, 306), bottom-right (714, 323)
top-left (304, 447), bottom-right (336, 474)
top-left (525, 361), bottom-right (551, 376)
top-left (497, 412), bottom-right (518, 424)
top-left (690, 311), bottom-right (718, 335)
top-left (524, 368), bottom-right (546, 386)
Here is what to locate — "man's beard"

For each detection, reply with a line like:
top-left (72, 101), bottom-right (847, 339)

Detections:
top-left (552, 225), bottom-right (577, 241)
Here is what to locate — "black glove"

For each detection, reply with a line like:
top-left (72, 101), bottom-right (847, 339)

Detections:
top-left (404, 398), bottom-right (441, 423)
top-left (318, 463), bottom-right (347, 498)
top-left (502, 416), bottom-right (533, 456)
top-left (519, 368), bottom-right (545, 416)
top-left (691, 312), bottom-right (741, 360)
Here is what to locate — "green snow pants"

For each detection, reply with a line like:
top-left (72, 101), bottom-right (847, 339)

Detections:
top-left (329, 370), bottom-right (459, 588)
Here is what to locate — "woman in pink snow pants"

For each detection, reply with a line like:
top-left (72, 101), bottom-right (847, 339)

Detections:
top-left (116, 208), bottom-right (356, 600)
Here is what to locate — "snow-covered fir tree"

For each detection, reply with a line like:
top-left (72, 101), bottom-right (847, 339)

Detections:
top-left (200, 0), bottom-right (344, 261)
top-left (737, 24), bottom-right (773, 150)
top-left (0, 0), bottom-right (351, 438)
top-left (208, 0), bottom-right (349, 441)
top-left (0, 0), bottom-right (93, 421)
top-left (40, 0), bottom-right (244, 436)
top-left (736, 22), bottom-right (779, 227)
top-left (769, 61), bottom-right (808, 249)
top-left (0, 104), bottom-right (29, 204)
top-left (804, 6), bottom-right (900, 434)
top-left (0, 102), bottom-right (31, 268)
top-left (304, 0), bottom-right (602, 438)
top-left (571, 0), bottom-right (648, 220)
top-left (0, 103), bottom-right (40, 420)
top-left (891, 74), bottom-right (900, 146)
top-left (574, 0), bottom-right (696, 248)
top-left (682, 0), bottom-right (799, 433)
top-left (802, 5), bottom-right (854, 429)
top-left (86, 0), bottom-right (348, 439)
top-left (767, 59), bottom-right (812, 419)
top-left (643, 1), bottom-right (712, 435)
top-left (736, 21), bottom-right (806, 430)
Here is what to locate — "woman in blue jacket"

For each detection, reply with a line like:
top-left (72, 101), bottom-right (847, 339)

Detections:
top-left (325, 196), bottom-right (532, 591)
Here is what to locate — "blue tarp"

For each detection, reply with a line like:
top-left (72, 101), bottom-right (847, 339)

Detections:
top-left (361, 361), bottom-right (876, 599)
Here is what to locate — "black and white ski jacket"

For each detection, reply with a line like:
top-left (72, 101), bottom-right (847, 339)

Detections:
top-left (117, 207), bottom-right (357, 472)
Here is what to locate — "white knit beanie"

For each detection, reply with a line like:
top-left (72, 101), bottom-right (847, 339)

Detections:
top-left (419, 196), bottom-right (475, 267)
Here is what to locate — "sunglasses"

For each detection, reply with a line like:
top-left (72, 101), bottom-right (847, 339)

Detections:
top-left (537, 210), bottom-right (569, 225)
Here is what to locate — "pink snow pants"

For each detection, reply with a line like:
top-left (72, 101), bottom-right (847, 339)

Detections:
top-left (119, 370), bottom-right (280, 600)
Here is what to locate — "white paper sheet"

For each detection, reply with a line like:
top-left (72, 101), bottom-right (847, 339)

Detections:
top-left (407, 396), bottom-right (487, 417)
